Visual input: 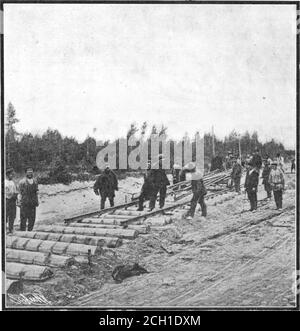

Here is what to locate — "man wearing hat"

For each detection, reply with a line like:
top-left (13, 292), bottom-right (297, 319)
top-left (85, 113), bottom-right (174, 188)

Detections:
top-left (137, 161), bottom-right (154, 211)
top-left (262, 159), bottom-right (272, 199)
top-left (231, 158), bottom-right (242, 193)
top-left (5, 167), bottom-right (18, 234)
top-left (148, 154), bottom-right (170, 210)
top-left (185, 162), bottom-right (207, 220)
top-left (244, 162), bottom-right (259, 211)
top-left (18, 167), bottom-right (39, 231)
top-left (268, 161), bottom-right (285, 210)
top-left (276, 153), bottom-right (285, 173)
top-left (94, 165), bottom-right (118, 210)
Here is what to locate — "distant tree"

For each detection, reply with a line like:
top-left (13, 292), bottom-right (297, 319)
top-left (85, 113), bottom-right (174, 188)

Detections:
top-left (159, 124), bottom-right (168, 136)
top-left (5, 102), bottom-right (20, 168)
top-left (151, 125), bottom-right (158, 135)
top-left (140, 121), bottom-right (147, 136)
top-left (127, 123), bottom-right (139, 139)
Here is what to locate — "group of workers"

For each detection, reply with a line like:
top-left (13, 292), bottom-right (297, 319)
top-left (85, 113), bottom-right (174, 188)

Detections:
top-left (4, 150), bottom-right (293, 234)
top-left (5, 167), bottom-right (39, 234)
top-left (137, 158), bottom-right (207, 220)
top-left (229, 149), bottom-right (286, 212)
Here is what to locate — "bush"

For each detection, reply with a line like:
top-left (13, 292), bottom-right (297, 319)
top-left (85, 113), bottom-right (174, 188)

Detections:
top-left (48, 160), bottom-right (72, 185)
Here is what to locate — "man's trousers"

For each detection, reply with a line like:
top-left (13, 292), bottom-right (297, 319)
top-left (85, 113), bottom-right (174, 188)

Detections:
top-left (20, 205), bottom-right (36, 231)
top-left (273, 190), bottom-right (283, 209)
top-left (149, 186), bottom-right (167, 210)
top-left (247, 190), bottom-right (257, 211)
top-left (188, 192), bottom-right (207, 217)
top-left (6, 198), bottom-right (16, 232)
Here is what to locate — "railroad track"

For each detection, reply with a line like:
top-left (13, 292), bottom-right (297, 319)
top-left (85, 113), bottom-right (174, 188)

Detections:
top-left (6, 170), bottom-right (234, 289)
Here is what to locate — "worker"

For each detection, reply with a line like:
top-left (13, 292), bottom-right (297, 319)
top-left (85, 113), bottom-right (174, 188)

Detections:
top-left (269, 162), bottom-right (285, 210)
top-left (231, 158), bottom-right (242, 193)
top-left (276, 153), bottom-right (285, 172)
top-left (244, 162), bottom-right (259, 212)
top-left (262, 159), bottom-right (272, 199)
top-left (185, 162), bottom-right (207, 219)
top-left (18, 167), bottom-right (39, 231)
top-left (172, 163), bottom-right (182, 184)
top-left (148, 155), bottom-right (170, 210)
top-left (5, 167), bottom-right (18, 234)
top-left (291, 158), bottom-right (295, 173)
top-left (94, 165), bottom-right (118, 210)
top-left (137, 161), bottom-right (154, 211)
top-left (251, 148), bottom-right (262, 171)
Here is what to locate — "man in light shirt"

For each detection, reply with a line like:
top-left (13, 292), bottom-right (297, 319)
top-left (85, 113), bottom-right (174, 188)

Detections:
top-left (269, 162), bottom-right (285, 210)
top-left (5, 167), bottom-right (18, 234)
top-left (276, 153), bottom-right (285, 172)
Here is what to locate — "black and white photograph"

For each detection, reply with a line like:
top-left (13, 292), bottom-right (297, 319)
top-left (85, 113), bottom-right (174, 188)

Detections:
top-left (0, 1), bottom-right (299, 311)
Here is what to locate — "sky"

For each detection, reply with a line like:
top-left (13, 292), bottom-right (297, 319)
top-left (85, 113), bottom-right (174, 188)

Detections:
top-left (4, 4), bottom-right (297, 149)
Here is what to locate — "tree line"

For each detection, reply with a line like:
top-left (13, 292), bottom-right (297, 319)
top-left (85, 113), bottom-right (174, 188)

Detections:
top-left (5, 102), bottom-right (294, 179)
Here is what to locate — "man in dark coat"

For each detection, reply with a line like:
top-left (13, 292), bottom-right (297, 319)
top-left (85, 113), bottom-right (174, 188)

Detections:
top-left (137, 162), bottom-right (154, 211)
top-left (231, 159), bottom-right (242, 193)
top-left (185, 163), bottom-right (207, 219)
top-left (244, 163), bottom-right (259, 211)
top-left (262, 160), bottom-right (272, 198)
top-left (94, 166), bottom-right (118, 210)
top-left (291, 158), bottom-right (295, 173)
top-left (148, 157), bottom-right (170, 210)
top-left (18, 167), bottom-right (39, 231)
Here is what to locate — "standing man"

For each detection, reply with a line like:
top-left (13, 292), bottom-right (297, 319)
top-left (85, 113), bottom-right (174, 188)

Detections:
top-left (185, 163), bottom-right (207, 220)
top-left (291, 158), bottom-right (295, 173)
top-left (5, 168), bottom-right (18, 234)
top-left (262, 159), bottom-right (272, 199)
top-left (231, 158), bottom-right (242, 193)
top-left (244, 163), bottom-right (259, 212)
top-left (276, 153), bottom-right (285, 172)
top-left (18, 167), bottom-right (39, 231)
top-left (269, 162), bottom-right (285, 210)
top-left (137, 161), bottom-right (154, 211)
top-left (94, 165), bottom-right (118, 210)
top-left (148, 155), bottom-right (170, 210)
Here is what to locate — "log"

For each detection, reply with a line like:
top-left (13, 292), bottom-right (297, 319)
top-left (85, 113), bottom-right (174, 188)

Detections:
top-left (36, 225), bottom-right (138, 239)
top-left (70, 223), bottom-right (150, 234)
top-left (6, 279), bottom-right (23, 294)
top-left (113, 210), bottom-right (145, 216)
top-left (7, 236), bottom-right (99, 256)
top-left (144, 216), bottom-right (173, 226)
top-left (102, 214), bottom-right (135, 219)
top-left (13, 231), bottom-right (121, 248)
top-left (6, 262), bottom-right (53, 281)
top-left (81, 218), bottom-right (124, 225)
top-left (6, 249), bottom-right (75, 267)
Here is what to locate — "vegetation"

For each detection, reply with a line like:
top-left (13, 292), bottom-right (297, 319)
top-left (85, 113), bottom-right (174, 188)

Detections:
top-left (5, 103), bottom-right (294, 184)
